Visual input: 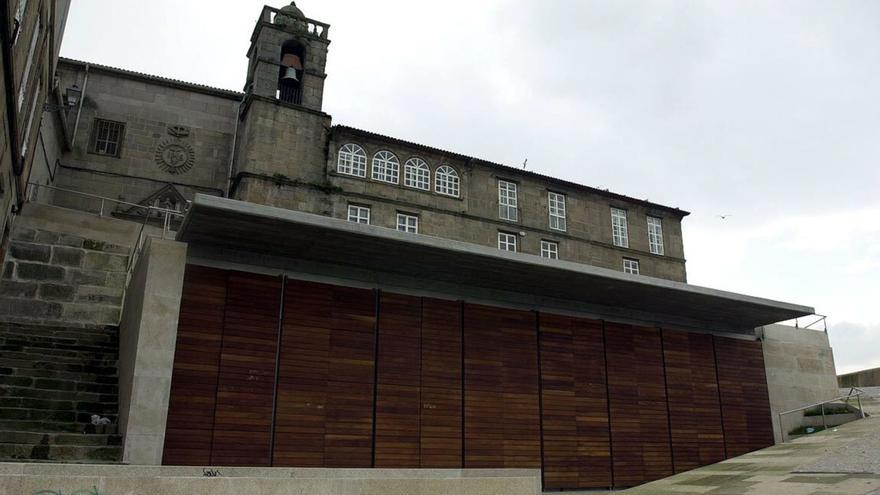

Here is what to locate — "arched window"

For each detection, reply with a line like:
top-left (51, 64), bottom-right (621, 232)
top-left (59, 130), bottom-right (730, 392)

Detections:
top-left (435, 165), bottom-right (460, 197)
top-left (404, 157), bottom-right (430, 190)
top-left (337, 144), bottom-right (367, 177)
top-left (372, 150), bottom-right (400, 184)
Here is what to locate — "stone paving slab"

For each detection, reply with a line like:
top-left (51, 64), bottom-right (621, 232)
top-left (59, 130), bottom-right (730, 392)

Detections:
top-left (615, 415), bottom-right (880, 495)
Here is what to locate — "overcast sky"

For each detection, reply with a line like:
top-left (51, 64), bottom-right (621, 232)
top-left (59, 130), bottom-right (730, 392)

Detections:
top-left (62, 0), bottom-right (880, 373)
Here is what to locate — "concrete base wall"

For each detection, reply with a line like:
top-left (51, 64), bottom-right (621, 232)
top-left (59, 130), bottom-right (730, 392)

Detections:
top-left (758, 324), bottom-right (840, 442)
top-left (839, 367), bottom-right (880, 388)
top-left (118, 236), bottom-right (187, 465)
top-left (0, 464), bottom-right (541, 495)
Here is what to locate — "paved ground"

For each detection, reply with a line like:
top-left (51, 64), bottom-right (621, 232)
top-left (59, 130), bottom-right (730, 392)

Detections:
top-left (614, 412), bottom-right (880, 495)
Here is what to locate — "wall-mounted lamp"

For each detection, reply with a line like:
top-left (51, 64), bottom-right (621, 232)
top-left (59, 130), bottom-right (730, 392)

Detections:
top-left (43, 84), bottom-right (81, 112)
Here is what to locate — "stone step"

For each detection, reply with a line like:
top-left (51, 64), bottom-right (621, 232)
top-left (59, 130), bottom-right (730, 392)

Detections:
top-left (0, 337), bottom-right (119, 354)
top-left (0, 326), bottom-right (119, 348)
top-left (0, 419), bottom-right (118, 435)
top-left (0, 442), bottom-right (121, 463)
top-left (0, 366), bottom-right (118, 384)
top-left (0, 375), bottom-right (118, 395)
top-left (0, 397), bottom-right (117, 413)
top-left (0, 430), bottom-right (122, 447)
top-left (0, 358), bottom-right (117, 375)
top-left (0, 408), bottom-right (117, 423)
top-left (0, 385), bottom-right (116, 403)
top-left (0, 350), bottom-right (117, 366)
top-left (0, 322), bottom-right (119, 339)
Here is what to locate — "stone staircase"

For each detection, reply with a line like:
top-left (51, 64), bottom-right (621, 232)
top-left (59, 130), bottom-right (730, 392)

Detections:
top-left (0, 204), bottom-right (137, 463)
top-left (0, 321), bottom-right (121, 462)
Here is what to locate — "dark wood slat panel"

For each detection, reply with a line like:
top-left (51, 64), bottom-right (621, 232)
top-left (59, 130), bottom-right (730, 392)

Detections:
top-left (464, 304), bottom-right (541, 469)
top-left (605, 323), bottom-right (673, 488)
top-left (662, 329), bottom-right (725, 472)
top-left (210, 271), bottom-right (281, 466)
top-left (273, 280), bottom-right (377, 468)
top-left (420, 298), bottom-right (462, 468)
top-left (163, 265), bottom-right (228, 466)
top-left (273, 279), bottom-right (333, 467)
top-left (539, 313), bottom-right (612, 490)
top-left (715, 336), bottom-right (774, 457)
top-left (324, 285), bottom-right (376, 468)
top-left (374, 292), bottom-right (422, 468)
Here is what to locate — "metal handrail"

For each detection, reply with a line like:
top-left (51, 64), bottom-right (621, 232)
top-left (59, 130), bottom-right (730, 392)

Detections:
top-left (794, 314), bottom-right (828, 332)
top-left (778, 387), bottom-right (865, 442)
top-left (26, 182), bottom-right (184, 217)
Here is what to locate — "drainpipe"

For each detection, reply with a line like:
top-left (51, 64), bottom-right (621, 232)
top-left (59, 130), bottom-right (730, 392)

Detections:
top-left (70, 63), bottom-right (89, 147)
top-left (1, 5), bottom-right (23, 204)
top-left (225, 95), bottom-right (246, 198)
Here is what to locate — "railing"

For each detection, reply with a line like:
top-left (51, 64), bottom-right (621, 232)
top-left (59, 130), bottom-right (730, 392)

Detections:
top-left (794, 313), bottom-right (828, 332)
top-left (25, 182), bottom-right (188, 305)
top-left (257, 5), bottom-right (330, 39)
top-left (778, 387), bottom-right (866, 443)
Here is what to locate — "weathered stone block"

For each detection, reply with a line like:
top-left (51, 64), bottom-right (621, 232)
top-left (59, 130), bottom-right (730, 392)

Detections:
top-left (11, 227), bottom-right (36, 242)
top-left (51, 246), bottom-right (84, 267)
top-left (34, 231), bottom-right (60, 244)
top-left (0, 280), bottom-right (37, 298)
top-left (38, 284), bottom-right (77, 302)
top-left (0, 298), bottom-right (63, 319)
top-left (57, 235), bottom-right (85, 248)
top-left (3, 262), bottom-right (13, 279)
top-left (76, 286), bottom-right (123, 306)
top-left (68, 269), bottom-right (107, 286)
top-left (9, 242), bottom-right (51, 263)
top-left (83, 252), bottom-right (128, 273)
top-left (16, 263), bottom-right (65, 282)
top-left (62, 304), bottom-right (121, 325)
top-left (106, 273), bottom-right (127, 289)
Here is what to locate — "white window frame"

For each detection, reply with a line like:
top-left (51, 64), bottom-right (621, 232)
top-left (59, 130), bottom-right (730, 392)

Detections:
top-left (611, 207), bottom-right (629, 248)
top-left (404, 157), bottom-right (431, 190)
top-left (548, 191), bottom-right (566, 231)
top-left (498, 180), bottom-right (518, 222)
top-left (623, 258), bottom-right (640, 275)
top-left (498, 232), bottom-right (517, 252)
top-left (347, 204), bottom-right (370, 224)
top-left (435, 165), bottom-right (460, 197)
top-left (371, 150), bottom-right (400, 184)
top-left (17, 18), bottom-right (41, 111)
top-left (337, 143), bottom-right (367, 177)
top-left (647, 216), bottom-right (665, 256)
top-left (540, 240), bottom-right (559, 260)
top-left (19, 80), bottom-right (40, 158)
top-left (396, 213), bottom-right (419, 233)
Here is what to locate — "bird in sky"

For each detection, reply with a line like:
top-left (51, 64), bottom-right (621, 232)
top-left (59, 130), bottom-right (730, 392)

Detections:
top-left (718, 214), bottom-right (733, 220)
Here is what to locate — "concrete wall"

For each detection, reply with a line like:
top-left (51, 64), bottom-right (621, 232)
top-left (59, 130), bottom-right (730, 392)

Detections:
top-left (758, 324), bottom-right (840, 442)
top-left (118, 236), bottom-right (187, 465)
top-left (0, 464), bottom-right (541, 495)
top-left (839, 367), bottom-right (880, 388)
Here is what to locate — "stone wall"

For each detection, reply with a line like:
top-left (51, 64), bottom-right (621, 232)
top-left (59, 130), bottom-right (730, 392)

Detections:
top-left (117, 236), bottom-right (187, 465)
top-left (839, 367), bottom-right (880, 388)
top-left (758, 324), bottom-right (840, 442)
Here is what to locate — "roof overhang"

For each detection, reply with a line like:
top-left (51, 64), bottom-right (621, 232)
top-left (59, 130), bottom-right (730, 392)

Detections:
top-left (178, 195), bottom-right (814, 333)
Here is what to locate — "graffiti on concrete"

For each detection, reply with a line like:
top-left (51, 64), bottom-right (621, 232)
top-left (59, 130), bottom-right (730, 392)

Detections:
top-left (203, 468), bottom-right (222, 477)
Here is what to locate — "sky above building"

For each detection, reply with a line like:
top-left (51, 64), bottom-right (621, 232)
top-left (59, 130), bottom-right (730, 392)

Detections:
top-left (61, 0), bottom-right (880, 373)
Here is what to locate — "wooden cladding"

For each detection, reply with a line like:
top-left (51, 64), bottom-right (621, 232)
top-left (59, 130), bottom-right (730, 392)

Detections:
top-left (539, 314), bottom-right (611, 489)
top-left (715, 336), bottom-right (774, 457)
top-left (463, 304), bottom-right (541, 469)
top-left (164, 267), bottom-right (775, 490)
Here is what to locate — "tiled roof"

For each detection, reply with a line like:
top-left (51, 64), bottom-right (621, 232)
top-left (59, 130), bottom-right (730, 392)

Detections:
top-left (333, 125), bottom-right (691, 217)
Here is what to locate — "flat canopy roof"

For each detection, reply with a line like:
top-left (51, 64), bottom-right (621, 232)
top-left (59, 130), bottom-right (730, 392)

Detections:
top-left (178, 195), bottom-right (814, 333)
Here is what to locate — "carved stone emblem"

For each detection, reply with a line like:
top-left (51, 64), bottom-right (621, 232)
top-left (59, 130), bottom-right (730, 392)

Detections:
top-left (154, 126), bottom-right (195, 175)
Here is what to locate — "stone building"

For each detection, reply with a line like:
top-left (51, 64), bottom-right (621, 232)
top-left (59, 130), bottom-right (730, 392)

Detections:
top-left (0, 0), bottom-right (71, 252)
top-left (0, 2), bottom-right (843, 494)
top-left (34, 2), bottom-right (688, 282)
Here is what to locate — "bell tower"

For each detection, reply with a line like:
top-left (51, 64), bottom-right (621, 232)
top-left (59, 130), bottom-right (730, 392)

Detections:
top-left (245, 2), bottom-right (330, 111)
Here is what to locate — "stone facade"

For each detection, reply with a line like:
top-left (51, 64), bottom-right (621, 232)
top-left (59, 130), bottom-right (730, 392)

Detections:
top-left (34, 2), bottom-right (689, 282)
top-left (0, 0), bottom-right (71, 250)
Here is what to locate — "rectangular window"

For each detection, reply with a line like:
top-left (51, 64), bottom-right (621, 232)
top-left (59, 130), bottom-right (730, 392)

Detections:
top-left (347, 204), bottom-right (370, 224)
top-left (540, 240), bottom-right (559, 260)
top-left (548, 191), bottom-right (566, 231)
top-left (396, 213), bottom-right (418, 233)
top-left (17, 18), bottom-right (40, 110)
top-left (611, 207), bottom-right (629, 248)
top-left (623, 258), bottom-right (640, 275)
top-left (19, 80), bottom-right (41, 158)
top-left (498, 180), bottom-right (518, 222)
top-left (647, 216), bottom-right (664, 255)
top-left (90, 119), bottom-right (126, 157)
top-left (498, 231), bottom-right (517, 252)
